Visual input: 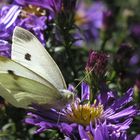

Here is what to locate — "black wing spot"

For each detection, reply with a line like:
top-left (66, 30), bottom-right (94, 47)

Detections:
top-left (7, 70), bottom-right (18, 80)
top-left (8, 70), bottom-right (14, 75)
top-left (25, 53), bottom-right (31, 61)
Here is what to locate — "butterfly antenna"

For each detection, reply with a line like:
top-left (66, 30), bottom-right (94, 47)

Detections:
top-left (74, 67), bottom-right (94, 91)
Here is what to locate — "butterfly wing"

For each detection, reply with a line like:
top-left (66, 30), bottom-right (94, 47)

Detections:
top-left (0, 72), bottom-right (64, 109)
top-left (0, 84), bottom-right (20, 107)
top-left (12, 26), bottom-right (67, 90)
top-left (0, 56), bottom-right (55, 88)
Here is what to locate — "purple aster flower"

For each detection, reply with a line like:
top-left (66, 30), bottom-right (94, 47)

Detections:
top-left (25, 83), bottom-right (137, 139)
top-left (0, 0), bottom-right (62, 57)
top-left (0, 3), bottom-right (48, 41)
top-left (74, 1), bottom-right (111, 43)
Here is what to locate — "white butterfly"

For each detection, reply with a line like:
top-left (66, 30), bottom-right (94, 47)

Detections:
top-left (0, 26), bottom-right (74, 110)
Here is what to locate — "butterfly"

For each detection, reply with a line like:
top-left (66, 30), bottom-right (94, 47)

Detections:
top-left (0, 26), bottom-right (74, 110)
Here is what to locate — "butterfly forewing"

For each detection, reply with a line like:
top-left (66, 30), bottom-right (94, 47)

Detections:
top-left (12, 27), bottom-right (67, 90)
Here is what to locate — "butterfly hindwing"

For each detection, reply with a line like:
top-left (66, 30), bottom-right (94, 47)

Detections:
top-left (0, 72), bottom-right (62, 109)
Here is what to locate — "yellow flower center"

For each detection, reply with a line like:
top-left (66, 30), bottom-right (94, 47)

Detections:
top-left (21, 5), bottom-right (46, 17)
top-left (66, 101), bottom-right (103, 126)
top-left (75, 12), bottom-right (87, 26)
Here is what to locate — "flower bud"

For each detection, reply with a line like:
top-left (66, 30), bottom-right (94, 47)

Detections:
top-left (85, 50), bottom-right (108, 76)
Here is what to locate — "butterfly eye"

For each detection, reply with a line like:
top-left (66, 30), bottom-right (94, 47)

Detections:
top-left (67, 93), bottom-right (74, 100)
top-left (65, 92), bottom-right (74, 104)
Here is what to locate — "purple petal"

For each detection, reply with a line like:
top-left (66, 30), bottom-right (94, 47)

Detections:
top-left (97, 91), bottom-right (115, 109)
top-left (78, 125), bottom-right (90, 140)
top-left (68, 84), bottom-right (75, 92)
top-left (35, 121), bottom-right (53, 133)
top-left (134, 134), bottom-right (140, 140)
top-left (108, 106), bottom-right (136, 120)
top-left (110, 131), bottom-right (127, 140)
top-left (0, 39), bottom-right (11, 57)
top-left (59, 123), bottom-right (73, 136)
top-left (15, 0), bottom-right (62, 12)
top-left (0, 5), bottom-right (21, 29)
top-left (108, 118), bottom-right (133, 131)
top-left (111, 88), bottom-right (133, 111)
top-left (116, 118), bottom-right (133, 131)
top-left (129, 54), bottom-right (139, 65)
top-left (81, 82), bottom-right (90, 101)
top-left (25, 112), bottom-right (57, 134)
top-left (87, 2), bottom-right (106, 29)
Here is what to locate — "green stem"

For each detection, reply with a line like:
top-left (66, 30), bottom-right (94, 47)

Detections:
top-left (90, 73), bottom-right (99, 103)
top-left (100, 36), bottom-right (108, 51)
top-left (64, 42), bottom-right (77, 80)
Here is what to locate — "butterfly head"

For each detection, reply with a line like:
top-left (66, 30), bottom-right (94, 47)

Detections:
top-left (59, 89), bottom-right (74, 107)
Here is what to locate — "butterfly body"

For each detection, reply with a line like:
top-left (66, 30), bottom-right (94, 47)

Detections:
top-left (0, 27), bottom-right (74, 110)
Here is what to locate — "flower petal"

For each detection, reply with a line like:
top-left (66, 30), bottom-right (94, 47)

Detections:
top-left (111, 88), bottom-right (133, 111)
top-left (78, 125), bottom-right (90, 140)
top-left (108, 106), bottom-right (136, 120)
